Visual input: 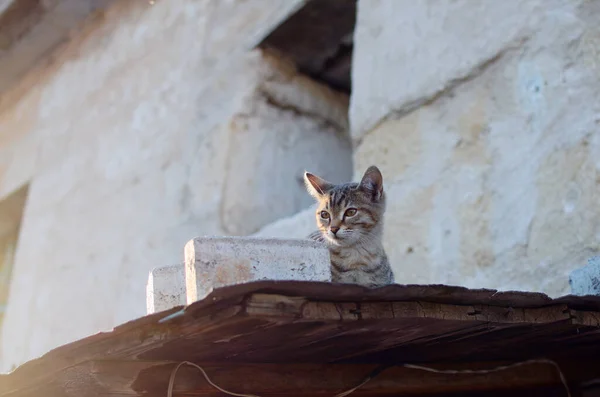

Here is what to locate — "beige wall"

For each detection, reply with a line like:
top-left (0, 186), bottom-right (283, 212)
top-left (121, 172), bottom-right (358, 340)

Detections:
top-left (0, 0), bottom-right (354, 370)
top-left (350, 0), bottom-right (600, 295)
top-left (258, 0), bottom-right (600, 297)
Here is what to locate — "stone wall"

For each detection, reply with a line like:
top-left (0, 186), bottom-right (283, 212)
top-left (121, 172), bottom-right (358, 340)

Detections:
top-left (0, 0), bottom-right (352, 370)
top-left (349, 0), bottom-right (600, 295)
top-left (258, 0), bottom-right (600, 296)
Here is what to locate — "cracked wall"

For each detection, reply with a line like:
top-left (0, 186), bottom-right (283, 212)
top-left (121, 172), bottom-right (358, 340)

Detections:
top-left (351, 0), bottom-right (600, 296)
top-left (255, 0), bottom-right (600, 295)
top-left (0, 0), bottom-right (352, 371)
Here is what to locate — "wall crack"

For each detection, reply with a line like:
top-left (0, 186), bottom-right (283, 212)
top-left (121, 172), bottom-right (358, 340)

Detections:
top-left (355, 37), bottom-right (529, 147)
top-left (256, 83), bottom-right (349, 135)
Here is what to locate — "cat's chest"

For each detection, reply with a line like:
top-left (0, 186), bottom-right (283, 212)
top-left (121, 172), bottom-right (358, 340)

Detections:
top-left (330, 246), bottom-right (378, 268)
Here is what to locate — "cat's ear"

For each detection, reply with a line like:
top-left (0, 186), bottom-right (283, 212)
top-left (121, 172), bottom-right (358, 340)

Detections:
top-left (304, 171), bottom-right (333, 199)
top-left (360, 165), bottom-right (384, 201)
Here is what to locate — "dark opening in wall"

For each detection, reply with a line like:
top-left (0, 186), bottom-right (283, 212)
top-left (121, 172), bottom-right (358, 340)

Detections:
top-left (258, 0), bottom-right (356, 94)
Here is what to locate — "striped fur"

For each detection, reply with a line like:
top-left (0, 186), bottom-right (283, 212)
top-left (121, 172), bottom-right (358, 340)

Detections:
top-left (304, 166), bottom-right (394, 288)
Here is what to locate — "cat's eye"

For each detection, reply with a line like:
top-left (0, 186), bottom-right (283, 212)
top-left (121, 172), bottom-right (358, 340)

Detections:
top-left (344, 208), bottom-right (357, 217)
top-left (320, 211), bottom-right (330, 219)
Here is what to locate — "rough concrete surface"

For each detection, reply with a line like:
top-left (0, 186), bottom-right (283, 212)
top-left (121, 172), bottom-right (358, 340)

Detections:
top-left (352, 0), bottom-right (600, 295)
top-left (146, 264), bottom-right (186, 314)
top-left (0, 0), bottom-right (117, 96)
top-left (255, 0), bottom-right (600, 298)
top-left (350, 0), bottom-right (544, 141)
top-left (220, 53), bottom-right (351, 235)
top-left (185, 237), bottom-right (331, 303)
top-left (570, 256), bottom-right (600, 296)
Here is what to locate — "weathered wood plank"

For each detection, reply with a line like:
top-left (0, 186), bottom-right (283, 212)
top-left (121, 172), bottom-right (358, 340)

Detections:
top-left (571, 310), bottom-right (600, 327)
top-left (351, 320), bottom-right (595, 364)
top-left (2, 289), bottom-right (600, 397)
top-left (246, 294), bottom-right (573, 324)
top-left (245, 293), bottom-right (307, 317)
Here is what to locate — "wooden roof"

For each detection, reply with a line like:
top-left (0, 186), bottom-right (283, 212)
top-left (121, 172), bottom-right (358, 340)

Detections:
top-left (2, 281), bottom-right (600, 396)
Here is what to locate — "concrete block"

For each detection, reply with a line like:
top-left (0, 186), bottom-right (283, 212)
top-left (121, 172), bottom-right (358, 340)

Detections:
top-left (146, 264), bottom-right (187, 314)
top-left (570, 257), bottom-right (600, 296)
top-left (185, 237), bottom-right (331, 304)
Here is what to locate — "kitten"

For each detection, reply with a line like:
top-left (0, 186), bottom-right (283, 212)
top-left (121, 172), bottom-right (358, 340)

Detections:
top-left (303, 165), bottom-right (394, 287)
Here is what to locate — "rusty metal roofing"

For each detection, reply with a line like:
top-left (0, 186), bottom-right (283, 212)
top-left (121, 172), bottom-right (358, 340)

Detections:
top-left (2, 281), bottom-right (600, 396)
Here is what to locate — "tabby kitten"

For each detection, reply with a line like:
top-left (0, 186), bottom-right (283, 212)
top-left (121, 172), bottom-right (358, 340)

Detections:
top-left (304, 166), bottom-right (394, 287)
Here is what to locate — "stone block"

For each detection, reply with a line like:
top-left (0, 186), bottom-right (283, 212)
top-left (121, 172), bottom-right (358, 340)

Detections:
top-left (146, 264), bottom-right (187, 314)
top-left (185, 237), bottom-right (331, 303)
top-left (570, 257), bottom-right (600, 296)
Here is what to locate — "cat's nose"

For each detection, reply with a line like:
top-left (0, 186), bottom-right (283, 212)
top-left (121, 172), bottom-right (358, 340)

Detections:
top-left (330, 226), bottom-right (340, 235)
